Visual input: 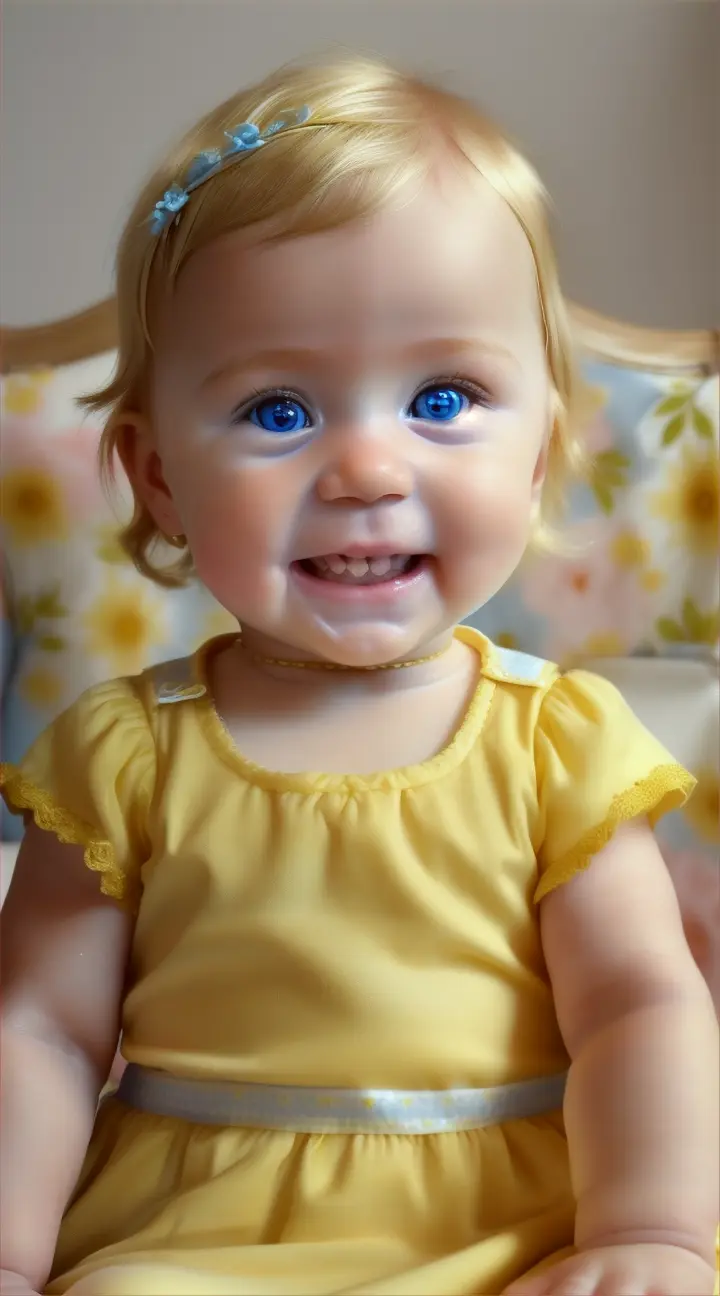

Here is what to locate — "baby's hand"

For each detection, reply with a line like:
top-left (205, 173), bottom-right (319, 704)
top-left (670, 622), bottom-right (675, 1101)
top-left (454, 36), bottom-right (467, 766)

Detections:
top-left (503, 1242), bottom-right (716, 1296)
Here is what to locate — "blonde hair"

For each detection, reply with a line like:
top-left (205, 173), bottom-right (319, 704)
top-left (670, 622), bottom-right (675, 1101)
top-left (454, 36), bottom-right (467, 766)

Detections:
top-left (85, 51), bottom-right (588, 586)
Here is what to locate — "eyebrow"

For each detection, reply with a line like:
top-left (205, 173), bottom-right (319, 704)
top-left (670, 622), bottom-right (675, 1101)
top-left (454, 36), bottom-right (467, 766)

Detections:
top-left (201, 338), bottom-right (519, 388)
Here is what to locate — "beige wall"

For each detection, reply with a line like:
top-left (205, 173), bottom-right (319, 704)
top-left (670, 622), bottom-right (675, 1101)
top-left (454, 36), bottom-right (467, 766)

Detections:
top-left (2, 0), bottom-right (718, 329)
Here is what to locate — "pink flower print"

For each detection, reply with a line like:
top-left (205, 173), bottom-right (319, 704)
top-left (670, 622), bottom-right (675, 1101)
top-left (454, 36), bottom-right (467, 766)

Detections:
top-left (661, 846), bottom-right (720, 1011)
top-left (519, 520), bottom-right (654, 662)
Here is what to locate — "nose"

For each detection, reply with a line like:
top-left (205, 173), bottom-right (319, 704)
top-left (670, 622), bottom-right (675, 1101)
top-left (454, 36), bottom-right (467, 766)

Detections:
top-left (316, 428), bottom-right (415, 505)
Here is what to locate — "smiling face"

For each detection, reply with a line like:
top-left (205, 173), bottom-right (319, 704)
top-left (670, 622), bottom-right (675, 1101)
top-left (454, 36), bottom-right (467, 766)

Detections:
top-left (131, 168), bottom-right (552, 666)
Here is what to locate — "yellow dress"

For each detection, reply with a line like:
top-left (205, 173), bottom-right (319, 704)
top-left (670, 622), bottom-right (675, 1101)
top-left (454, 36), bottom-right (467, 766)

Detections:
top-left (0, 627), bottom-right (698, 1296)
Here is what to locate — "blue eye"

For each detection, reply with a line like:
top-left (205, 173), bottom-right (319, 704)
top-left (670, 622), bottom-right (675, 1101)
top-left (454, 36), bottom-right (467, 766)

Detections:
top-left (248, 396), bottom-right (310, 433)
top-left (410, 385), bottom-right (468, 423)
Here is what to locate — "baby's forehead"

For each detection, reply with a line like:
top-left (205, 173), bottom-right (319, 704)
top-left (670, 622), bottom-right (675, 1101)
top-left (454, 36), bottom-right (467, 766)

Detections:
top-left (158, 173), bottom-right (541, 367)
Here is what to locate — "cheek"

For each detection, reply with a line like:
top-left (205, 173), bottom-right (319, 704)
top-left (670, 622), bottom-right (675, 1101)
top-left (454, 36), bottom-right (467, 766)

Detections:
top-left (168, 458), bottom-right (293, 604)
top-left (445, 452), bottom-right (537, 544)
top-left (435, 451), bottom-right (538, 588)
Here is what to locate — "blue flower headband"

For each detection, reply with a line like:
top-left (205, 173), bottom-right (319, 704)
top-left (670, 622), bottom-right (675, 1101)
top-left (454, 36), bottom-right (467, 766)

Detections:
top-left (149, 104), bottom-right (313, 236)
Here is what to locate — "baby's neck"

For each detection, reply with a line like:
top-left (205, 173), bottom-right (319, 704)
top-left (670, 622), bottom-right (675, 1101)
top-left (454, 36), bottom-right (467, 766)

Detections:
top-left (205, 632), bottom-right (482, 777)
top-left (231, 629), bottom-right (464, 699)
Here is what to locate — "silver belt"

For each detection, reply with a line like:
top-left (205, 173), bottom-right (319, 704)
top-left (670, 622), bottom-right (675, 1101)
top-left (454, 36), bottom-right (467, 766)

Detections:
top-left (116, 1065), bottom-right (567, 1134)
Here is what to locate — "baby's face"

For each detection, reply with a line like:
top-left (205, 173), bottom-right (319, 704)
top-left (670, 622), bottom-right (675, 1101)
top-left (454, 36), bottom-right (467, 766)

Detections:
top-left (143, 169), bottom-right (551, 666)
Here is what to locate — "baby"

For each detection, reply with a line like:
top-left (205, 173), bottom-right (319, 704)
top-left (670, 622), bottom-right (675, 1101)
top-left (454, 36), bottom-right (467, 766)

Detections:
top-left (1, 53), bottom-right (717, 1296)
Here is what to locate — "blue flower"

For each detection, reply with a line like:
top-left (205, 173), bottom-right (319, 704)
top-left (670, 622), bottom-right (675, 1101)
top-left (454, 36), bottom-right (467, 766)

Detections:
top-left (263, 118), bottom-right (288, 138)
top-left (162, 185), bottom-right (189, 213)
top-left (185, 150), bottom-right (222, 186)
top-left (149, 184), bottom-right (188, 234)
top-left (225, 122), bottom-right (263, 154)
top-left (147, 104), bottom-right (312, 236)
top-left (264, 105), bottom-right (311, 138)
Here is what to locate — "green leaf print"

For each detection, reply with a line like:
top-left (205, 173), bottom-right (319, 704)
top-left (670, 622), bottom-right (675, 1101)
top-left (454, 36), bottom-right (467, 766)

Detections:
top-left (593, 484), bottom-right (614, 515)
top-left (706, 610), bottom-right (720, 643)
top-left (692, 407), bottom-right (714, 440)
top-left (656, 384), bottom-right (715, 447)
top-left (590, 450), bottom-right (631, 515)
top-left (661, 412), bottom-right (686, 446)
top-left (34, 587), bottom-right (68, 619)
top-left (657, 601), bottom-right (720, 646)
top-left (655, 394), bottom-right (689, 416)
top-left (682, 598), bottom-right (705, 639)
top-left (37, 634), bottom-right (65, 652)
top-left (16, 596), bottom-right (36, 635)
top-left (12, 584), bottom-right (68, 644)
top-left (656, 617), bottom-right (686, 643)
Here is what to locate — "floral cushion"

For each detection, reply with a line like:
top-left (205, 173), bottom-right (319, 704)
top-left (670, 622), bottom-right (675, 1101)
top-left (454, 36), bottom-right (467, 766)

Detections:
top-left (0, 355), bottom-right (236, 839)
top-left (469, 363), bottom-right (719, 663)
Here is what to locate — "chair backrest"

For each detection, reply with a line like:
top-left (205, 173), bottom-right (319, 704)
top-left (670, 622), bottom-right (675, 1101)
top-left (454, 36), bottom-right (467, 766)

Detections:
top-left (2, 295), bottom-right (718, 376)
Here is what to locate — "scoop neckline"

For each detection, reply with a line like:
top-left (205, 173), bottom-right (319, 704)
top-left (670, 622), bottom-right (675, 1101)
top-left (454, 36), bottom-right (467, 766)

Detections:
top-left (190, 625), bottom-right (496, 794)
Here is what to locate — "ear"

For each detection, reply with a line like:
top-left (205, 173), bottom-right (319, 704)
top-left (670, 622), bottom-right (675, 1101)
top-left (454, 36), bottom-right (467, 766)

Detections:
top-left (114, 411), bottom-right (184, 539)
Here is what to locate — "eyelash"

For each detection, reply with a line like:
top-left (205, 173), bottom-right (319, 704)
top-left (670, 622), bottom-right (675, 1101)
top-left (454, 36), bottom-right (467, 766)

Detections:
top-left (229, 374), bottom-right (493, 427)
top-left (425, 374), bottom-right (492, 409)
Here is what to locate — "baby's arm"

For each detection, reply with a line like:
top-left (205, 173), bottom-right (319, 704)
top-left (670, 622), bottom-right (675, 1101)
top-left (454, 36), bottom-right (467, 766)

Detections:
top-left (1, 823), bottom-right (133, 1292)
top-left (539, 816), bottom-right (718, 1266)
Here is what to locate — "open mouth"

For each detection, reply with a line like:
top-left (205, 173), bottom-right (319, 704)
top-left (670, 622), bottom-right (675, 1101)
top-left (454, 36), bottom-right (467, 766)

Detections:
top-left (297, 554), bottom-right (424, 586)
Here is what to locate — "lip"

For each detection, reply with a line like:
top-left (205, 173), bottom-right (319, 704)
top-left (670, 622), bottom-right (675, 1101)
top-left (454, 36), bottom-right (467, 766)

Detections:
top-left (290, 555), bottom-right (433, 603)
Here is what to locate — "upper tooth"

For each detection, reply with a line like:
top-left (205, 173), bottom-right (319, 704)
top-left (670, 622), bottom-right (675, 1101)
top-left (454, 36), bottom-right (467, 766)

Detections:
top-left (315, 553), bottom-right (410, 575)
top-left (369, 557), bottom-right (392, 576)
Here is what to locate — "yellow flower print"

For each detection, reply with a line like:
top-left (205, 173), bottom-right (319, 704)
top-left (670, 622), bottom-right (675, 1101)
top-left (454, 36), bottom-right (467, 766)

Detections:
top-left (2, 369), bottom-right (54, 416)
top-left (640, 569), bottom-right (666, 593)
top-left (580, 631), bottom-right (626, 658)
top-left (650, 446), bottom-right (719, 557)
top-left (0, 468), bottom-right (67, 544)
top-left (20, 666), bottom-right (63, 709)
top-left (610, 529), bottom-right (650, 570)
top-left (684, 767), bottom-right (720, 845)
top-left (83, 580), bottom-right (167, 674)
top-left (95, 523), bottom-right (132, 565)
